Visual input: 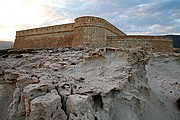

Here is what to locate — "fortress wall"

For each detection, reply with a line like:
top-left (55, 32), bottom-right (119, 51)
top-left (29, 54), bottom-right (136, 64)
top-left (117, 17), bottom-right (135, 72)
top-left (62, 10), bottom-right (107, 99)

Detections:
top-left (13, 16), bottom-right (173, 52)
top-left (72, 16), bottom-right (124, 48)
top-left (14, 23), bottom-right (75, 49)
top-left (14, 32), bottom-right (73, 49)
top-left (74, 16), bottom-right (126, 36)
top-left (105, 29), bottom-right (119, 36)
top-left (16, 23), bottom-right (74, 37)
top-left (107, 36), bottom-right (173, 52)
top-left (14, 16), bottom-right (127, 49)
top-left (72, 26), bottom-right (106, 48)
top-left (72, 27), bottom-right (84, 47)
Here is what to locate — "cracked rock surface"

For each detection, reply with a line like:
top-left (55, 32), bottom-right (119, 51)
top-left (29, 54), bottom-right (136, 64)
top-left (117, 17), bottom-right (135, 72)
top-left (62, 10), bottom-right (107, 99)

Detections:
top-left (0, 47), bottom-right (180, 120)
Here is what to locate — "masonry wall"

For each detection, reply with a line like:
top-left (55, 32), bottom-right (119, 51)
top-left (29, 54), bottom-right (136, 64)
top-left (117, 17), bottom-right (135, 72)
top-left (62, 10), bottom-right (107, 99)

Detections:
top-left (16, 23), bottom-right (74, 37)
top-left (14, 16), bottom-right (126, 49)
top-left (74, 16), bottom-right (126, 36)
top-left (107, 36), bottom-right (173, 52)
top-left (14, 23), bottom-right (75, 49)
top-left (14, 32), bottom-right (73, 49)
top-left (72, 26), bottom-right (106, 48)
top-left (13, 16), bottom-right (173, 53)
top-left (72, 16), bottom-right (125, 48)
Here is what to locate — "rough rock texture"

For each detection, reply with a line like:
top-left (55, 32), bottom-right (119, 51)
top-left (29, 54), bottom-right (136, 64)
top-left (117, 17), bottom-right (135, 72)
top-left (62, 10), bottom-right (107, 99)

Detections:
top-left (146, 53), bottom-right (180, 119)
top-left (0, 47), bottom-right (180, 120)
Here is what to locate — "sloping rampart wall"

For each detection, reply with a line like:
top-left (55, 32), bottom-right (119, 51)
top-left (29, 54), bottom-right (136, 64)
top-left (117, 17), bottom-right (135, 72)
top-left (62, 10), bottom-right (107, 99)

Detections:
top-left (72, 16), bottom-right (126, 48)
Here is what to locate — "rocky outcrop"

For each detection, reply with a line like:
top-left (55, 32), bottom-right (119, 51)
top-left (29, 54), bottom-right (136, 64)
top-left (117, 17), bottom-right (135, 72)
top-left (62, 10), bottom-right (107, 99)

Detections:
top-left (0, 47), bottom-right (180, 120)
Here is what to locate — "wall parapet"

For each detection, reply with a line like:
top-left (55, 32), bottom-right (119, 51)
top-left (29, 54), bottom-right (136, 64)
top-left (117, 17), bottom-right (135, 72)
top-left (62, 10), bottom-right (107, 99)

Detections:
top-left (16, 23), bottom-right (75, 37)
top-left (107, 35), bottom-right (173, 52)
top-left (107, 35), bottom-right (172, 41)
top-left (16, 16), bottom-right (127, 37)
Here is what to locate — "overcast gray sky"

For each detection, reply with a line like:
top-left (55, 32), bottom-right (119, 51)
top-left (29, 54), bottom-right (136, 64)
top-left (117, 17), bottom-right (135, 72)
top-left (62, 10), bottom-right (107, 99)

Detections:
top-left (0, 0), bottom-right (180, 42)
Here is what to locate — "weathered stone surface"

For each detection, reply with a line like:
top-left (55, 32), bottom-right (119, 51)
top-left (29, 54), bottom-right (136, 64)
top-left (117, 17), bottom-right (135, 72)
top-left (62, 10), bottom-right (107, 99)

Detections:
top-left (0, 83), bottom-right (16, 120)
top-left (67, 94), bottom-right (94, 120)
top-left (27, 90), bottom-right (67, 120)
top-left (0, 47), bottom-right (179, 120)
top-left (4, 70), bottom-right (19, 84)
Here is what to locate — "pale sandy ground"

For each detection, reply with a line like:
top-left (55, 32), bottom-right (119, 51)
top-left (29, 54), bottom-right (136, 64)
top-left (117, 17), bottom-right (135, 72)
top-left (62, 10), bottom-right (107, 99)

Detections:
top-left (146, 54), bottom-right (180, 119)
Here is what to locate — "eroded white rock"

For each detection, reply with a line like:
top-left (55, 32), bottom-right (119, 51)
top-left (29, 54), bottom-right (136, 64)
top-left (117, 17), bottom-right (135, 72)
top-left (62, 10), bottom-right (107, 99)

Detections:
top-left (0, 47), bottom-right (179, 120)
top-left (27, 90), bottom-right (67, 120)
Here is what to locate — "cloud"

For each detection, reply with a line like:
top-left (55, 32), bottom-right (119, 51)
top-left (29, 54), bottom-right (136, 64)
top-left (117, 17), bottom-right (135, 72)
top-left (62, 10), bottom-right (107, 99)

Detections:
top-left (0, 24), bottom-right (6, 29)
top-left (0, 0), bottom-right (58, 41)
top-left (0, 0), bottom-right (180, 42)
top-left (109, 0), bottom-right (180, 35)
top-left (44, 0), bottom-right (180, 35)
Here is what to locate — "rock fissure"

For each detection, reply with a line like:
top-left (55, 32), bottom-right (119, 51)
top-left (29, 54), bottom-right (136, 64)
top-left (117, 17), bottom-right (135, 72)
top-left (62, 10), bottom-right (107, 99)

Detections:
top-left (55, 85), bottom-right (68, 116)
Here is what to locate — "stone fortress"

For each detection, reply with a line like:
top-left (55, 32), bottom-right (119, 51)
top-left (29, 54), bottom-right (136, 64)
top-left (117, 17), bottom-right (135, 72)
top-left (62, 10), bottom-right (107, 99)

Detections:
top-left (14, 16), bottom-right (173, 52)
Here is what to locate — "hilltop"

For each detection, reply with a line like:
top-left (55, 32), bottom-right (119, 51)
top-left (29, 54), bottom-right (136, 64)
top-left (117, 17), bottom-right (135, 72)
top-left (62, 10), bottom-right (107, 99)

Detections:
top-left (0, 41), bottom-right (13, 50)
